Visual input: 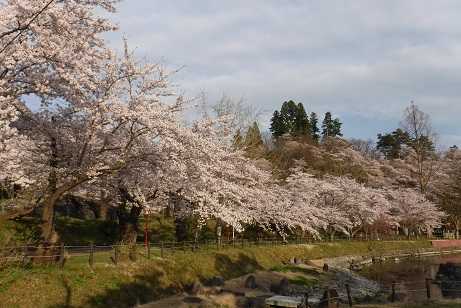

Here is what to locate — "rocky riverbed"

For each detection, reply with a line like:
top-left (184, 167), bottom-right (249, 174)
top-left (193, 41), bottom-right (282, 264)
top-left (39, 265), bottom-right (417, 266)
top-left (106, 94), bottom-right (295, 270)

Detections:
top-left (140, 257), bottom-right (382, 307)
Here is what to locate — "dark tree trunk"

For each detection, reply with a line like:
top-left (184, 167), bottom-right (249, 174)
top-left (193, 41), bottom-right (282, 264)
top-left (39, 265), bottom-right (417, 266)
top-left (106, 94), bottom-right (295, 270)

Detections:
top-left (175, 217), bottom-right (188, 242)
top-left (118, 204), bottom-right (143, 244)
top-left (40, 130), bottom-right (60, 245)
top-left (97, 201), bottom-right (110, 221)
top-left (40, 192), bottom-right (61, 244)
top-left (117, 186), bottom-right (143, 245)
top-left (34, 189), bottom-right (66, 261)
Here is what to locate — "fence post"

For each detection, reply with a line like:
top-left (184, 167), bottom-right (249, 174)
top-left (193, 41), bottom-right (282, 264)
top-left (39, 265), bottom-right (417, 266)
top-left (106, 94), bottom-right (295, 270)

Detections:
top-left (391, 281), bottom-right (396, 302)
top-left (426, 278), bottom-right (431, 299)
top-left (160, 242), bottom-right (164, 258)
top-left (345, 283), bottom-right (353, 307)
top-left (21, 245), bottom-right (28, 266)
top-left (59, 243), bottom-right (65, 269)
top-left (129, 244), bottom-right (137, 262)
top-left (147, 241), bottom-right (151, 260)
top-left (89, 242), bottom-right (94, 269)
top-left (114, 245), bottom-right (119, 265)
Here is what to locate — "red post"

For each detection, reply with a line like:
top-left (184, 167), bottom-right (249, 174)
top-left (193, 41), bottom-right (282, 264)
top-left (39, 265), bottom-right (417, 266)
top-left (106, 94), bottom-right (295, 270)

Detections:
top-left (144, 213), bottom-right (149, 248)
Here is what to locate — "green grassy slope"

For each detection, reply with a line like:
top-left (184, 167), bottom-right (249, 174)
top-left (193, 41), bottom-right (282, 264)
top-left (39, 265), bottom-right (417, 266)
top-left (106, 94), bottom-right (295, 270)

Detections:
top-left (0, 240), bottom-right (431, 308)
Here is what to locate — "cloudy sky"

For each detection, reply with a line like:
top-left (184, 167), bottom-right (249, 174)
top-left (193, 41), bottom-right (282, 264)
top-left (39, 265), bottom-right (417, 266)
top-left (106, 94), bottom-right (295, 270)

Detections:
top-left (107, 0), bottom-right (461, 147)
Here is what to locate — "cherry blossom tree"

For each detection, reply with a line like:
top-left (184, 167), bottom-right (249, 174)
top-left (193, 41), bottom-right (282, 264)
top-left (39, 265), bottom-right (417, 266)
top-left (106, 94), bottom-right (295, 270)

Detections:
top-left (0, 0), bottom-right (116, 102)
top-left (0, 99), bottom-right (30, 184)
top-left (0, 0), bottom-right (117, 238)
top-left (387, 188), bottom-right (444, 237)
top-left (433, 149), bottom-right (461, 238)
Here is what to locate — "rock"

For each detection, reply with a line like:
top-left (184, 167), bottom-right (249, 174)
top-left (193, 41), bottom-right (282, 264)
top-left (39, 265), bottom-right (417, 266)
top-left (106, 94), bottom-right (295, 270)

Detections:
top-left (243, 297), bottom-right (266, 308)
top-left (270, 277), bottom-right (291, 296)
top-left (319, 289), bottom-right (339, 308)
top-left (244, 275), bottom-right (257, 289)
top-left (436, 262), bottom-right (461, 297)
top-left (188, 281), bottom-right (203, 296)
top-left (278, 278), bottom-right (290, 296)
top-left (204, 276), bottom-right (225, 287)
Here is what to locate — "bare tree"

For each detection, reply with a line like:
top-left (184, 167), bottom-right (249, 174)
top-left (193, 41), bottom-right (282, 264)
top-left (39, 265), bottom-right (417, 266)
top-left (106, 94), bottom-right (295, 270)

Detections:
top-left (211, 93), bottom-right (262, 133)
top-left (400, 102), bottom-right (438, 193)
top-left (349, 138), bottom-right (380, 160)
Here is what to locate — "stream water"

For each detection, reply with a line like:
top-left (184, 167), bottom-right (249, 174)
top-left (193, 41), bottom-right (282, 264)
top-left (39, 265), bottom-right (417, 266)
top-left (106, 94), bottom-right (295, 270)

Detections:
top-left (359, 253), bottom-right (461, 302)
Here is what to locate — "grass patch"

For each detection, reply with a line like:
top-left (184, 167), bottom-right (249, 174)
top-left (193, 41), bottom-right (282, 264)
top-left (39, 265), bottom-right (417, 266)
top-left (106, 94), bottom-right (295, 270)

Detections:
top-left (288, 275), bottom-right (318, 287)
top-left (0, 240), bottom-right (431, 308)
top-left (270, 264), bottom-right (321, 277)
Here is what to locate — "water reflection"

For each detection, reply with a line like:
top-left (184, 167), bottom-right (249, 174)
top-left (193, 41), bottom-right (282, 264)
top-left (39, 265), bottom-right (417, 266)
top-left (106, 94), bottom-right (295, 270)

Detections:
top-left (360, 254), bottom-right (461, 302)
top-left (437, 262), bottom-right (461, 298)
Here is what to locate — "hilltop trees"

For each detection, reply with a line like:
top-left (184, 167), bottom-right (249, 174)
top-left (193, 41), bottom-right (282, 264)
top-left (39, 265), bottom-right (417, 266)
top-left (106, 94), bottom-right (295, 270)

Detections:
top-left (310, 112), bottom-right (320, 142)
top-left (293, 103), bottom-right (310, 136)
top-left (377, 129), bottom-right (410, 159)
top-left (270, 100), bottom-right (311, 138)
top-left (321, 112), bottom-right (343, 139)
top-left (269, 102), bottom-right (344, 142)
top-left (377, 102), bottom-right (437, 193)
top-left (244, 122), bottom-right (263, 148)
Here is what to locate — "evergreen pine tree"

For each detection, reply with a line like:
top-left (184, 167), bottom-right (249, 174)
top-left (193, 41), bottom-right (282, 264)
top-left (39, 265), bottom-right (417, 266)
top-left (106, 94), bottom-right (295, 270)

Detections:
top-left (280, 100), bottom-right (298, 132)
top-left (332, 118), bottom-right (343, 137)
top-left (293, 103), bottom-right (311, 136)
top-left (376, 128), bottom-right (410, 159)
top-left (245, 122), bottom-right (263, 148)
top-left (322, 112), bottom-right (343, 140)
top-left (270, 110), bottom-right (286, 137)
top-left (310, 112), bottom-right (320, 142)
top-left (321, 112), bottom-right (334, 139)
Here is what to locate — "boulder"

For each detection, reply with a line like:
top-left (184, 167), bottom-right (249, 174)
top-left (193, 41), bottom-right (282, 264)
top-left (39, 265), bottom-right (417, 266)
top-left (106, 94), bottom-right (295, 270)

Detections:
top-left (188, 281), bottom-right (203, 296)
top-left (244, 275), bottom-right (257, 289)
top-left (204, 276), bottom-right (225, 287)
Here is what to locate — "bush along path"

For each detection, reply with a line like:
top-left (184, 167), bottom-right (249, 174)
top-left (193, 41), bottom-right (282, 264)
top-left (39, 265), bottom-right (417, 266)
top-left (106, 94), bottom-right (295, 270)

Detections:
top-left (0, 240), bottom-right (432, 308)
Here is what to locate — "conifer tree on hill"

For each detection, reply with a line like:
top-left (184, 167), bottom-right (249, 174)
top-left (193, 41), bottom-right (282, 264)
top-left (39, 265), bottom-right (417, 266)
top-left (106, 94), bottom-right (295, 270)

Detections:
top-left (310, 112), bottom-right (320, 142)
top-left (293, 103), bottom-right (311, 137)
top-left (245, 122), bottom-right (264, 148)
top-left (270, 110), bottom-right (285, 138)
top-left (269, 100), bottom-right (311, 138)
top-left (377, 128), bottom-right (411, 159)
top-left (321, 112), bottom-right (343, 140)
top-left (280, 100), bottom-right (298, 133)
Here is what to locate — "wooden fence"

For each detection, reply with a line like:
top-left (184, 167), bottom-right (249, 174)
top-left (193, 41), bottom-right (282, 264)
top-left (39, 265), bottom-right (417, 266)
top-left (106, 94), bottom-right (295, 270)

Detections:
top-left (0, 235), bottom-right (448, 269)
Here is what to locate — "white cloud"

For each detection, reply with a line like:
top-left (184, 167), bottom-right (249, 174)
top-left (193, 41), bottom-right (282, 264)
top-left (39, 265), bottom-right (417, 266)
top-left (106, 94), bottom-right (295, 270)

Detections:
top-left (107, 0), bottom-right (461, 146)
